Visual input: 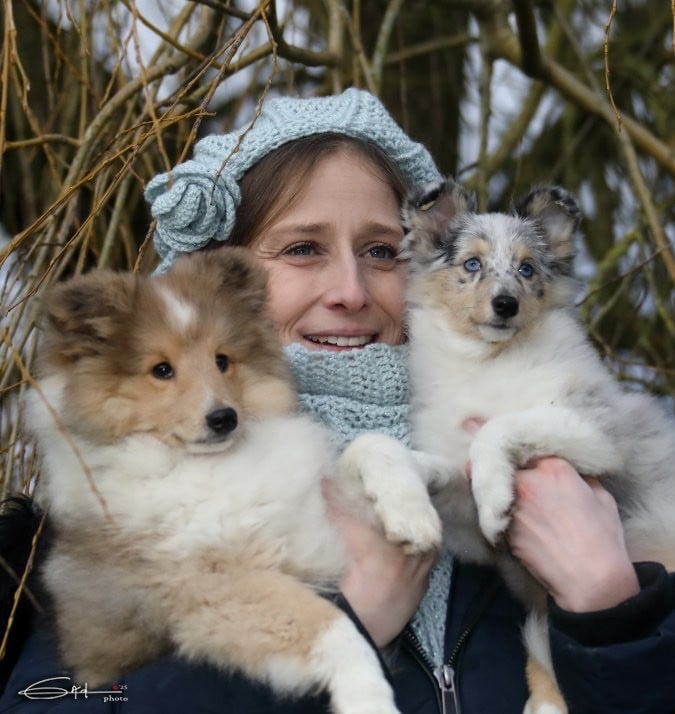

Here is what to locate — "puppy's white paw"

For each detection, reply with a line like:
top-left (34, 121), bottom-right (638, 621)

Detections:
top-left (375, 492), bottom-right (442, 554)
top-left (469, 452), bottom-right (515, 545)
top-left (337, 433), bottom-right (441, 554)
top-left (328, 671), bottom-right (401, 714)
top-left (313, 617), bottom-right (402, 714)
top-left (523, 699), bottom-right (566, 714)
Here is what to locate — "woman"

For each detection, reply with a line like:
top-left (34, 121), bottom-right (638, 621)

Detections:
top-left (3, 89), bottom-right (674, 713)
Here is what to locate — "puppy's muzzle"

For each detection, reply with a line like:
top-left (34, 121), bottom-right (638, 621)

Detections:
top-left (492, 294), bottom-right (519, 319)
top-left (206, 407), bottom-right (238, 438)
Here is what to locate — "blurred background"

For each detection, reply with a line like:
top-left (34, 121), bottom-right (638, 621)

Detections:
top-left (1, 0), bottom-right (674, 491)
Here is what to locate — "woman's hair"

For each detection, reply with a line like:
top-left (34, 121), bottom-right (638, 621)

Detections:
top-left (225, 133), bottom-right (409, 248)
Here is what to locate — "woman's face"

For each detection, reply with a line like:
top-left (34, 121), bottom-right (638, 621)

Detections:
top-left (252, 150), bottom-right (406, 351)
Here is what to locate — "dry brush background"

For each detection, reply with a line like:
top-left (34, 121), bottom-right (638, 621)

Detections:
top-left (1, 0), bottom-right (674, 494)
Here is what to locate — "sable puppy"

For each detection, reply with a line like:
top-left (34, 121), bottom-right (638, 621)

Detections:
top-left (27, 248), bottom-right (440, 714)
top-left (400, 179), bottom-right (675, 714)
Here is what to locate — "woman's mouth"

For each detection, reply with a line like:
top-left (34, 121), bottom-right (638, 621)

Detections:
top-left (305, 335), bottom-right (375, 348)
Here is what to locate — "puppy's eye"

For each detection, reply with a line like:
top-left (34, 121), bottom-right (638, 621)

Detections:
top-left (215, 354), bottom-right (229, 373)
top-left (463, 257), bottom-right (482, 273)
top-left (518, 262), bottom-right (535, 279)
top-left (416, 183), bottom-right (443, 211)
top-left (152, 362), bottom-right (174, 380)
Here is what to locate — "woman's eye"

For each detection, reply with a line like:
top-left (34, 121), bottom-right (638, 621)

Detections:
top-left (285, 242), bottom-right (315, 257)
top-left (367, 244), bottom-right (397, 260)
top-left (152, 362), bottom-right (174, 380)
top-left (463, 257), bottom-right (482, 273)
top-left (518, 262), bottom-right (535, 279)
top-left (215, 354), bottom-right (229, 373)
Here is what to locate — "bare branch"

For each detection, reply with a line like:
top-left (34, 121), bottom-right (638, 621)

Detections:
top-left (371, 0), bottom-right (405, 93)
top-left (512, 0), bottom-right (542, 76)
top-left (481, 19), bottom-right (675, 176)
top-left (265, 1), bottom-right (338, 68)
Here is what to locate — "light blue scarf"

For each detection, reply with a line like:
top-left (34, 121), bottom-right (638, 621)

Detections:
top-left (284, 342), bottom-right (452, 667)
top-left (284, 343), bottom-right (411, 450)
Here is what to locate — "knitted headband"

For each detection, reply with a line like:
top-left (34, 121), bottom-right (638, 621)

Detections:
top-left (145, 88), bottom-right (441, 273)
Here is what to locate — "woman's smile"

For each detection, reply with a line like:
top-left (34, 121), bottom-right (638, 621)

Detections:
top-left (303, 333), bottom-right (377, 350)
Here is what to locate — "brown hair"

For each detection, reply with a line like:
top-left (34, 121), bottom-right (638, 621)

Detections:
top-left (223, 133), bottom-right (409, 248)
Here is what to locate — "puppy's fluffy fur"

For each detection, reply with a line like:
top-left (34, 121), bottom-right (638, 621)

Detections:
top-left (27, 249), bottom-right (439, 714)
top-left (400, 180), bottom-right (675, 714)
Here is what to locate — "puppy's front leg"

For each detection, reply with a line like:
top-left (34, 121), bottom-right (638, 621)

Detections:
top-left (161, 563), bottom-right (400, 714)
top-left (333, 433), bottom-right (443, 554)
top-left (469, 406), bottom-right (622, 544)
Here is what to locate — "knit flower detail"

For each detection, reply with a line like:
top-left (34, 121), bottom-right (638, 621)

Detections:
top-left (145, 136), bottom-right (242, 272)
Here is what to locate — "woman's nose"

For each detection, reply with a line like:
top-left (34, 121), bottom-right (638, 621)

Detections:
top-left (322, 254), bottom-right (369, 311)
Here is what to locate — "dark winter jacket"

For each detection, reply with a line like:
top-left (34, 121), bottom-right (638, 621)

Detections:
top-left (1, 560), bottom-right (674, 714)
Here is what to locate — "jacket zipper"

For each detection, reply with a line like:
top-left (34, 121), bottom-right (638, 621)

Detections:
top-left (402, 570), bottom-right (501, 714)
top-left (403, 627), bottom-right (462, 714)
top-left (434, 663), bottom-right (461, 714)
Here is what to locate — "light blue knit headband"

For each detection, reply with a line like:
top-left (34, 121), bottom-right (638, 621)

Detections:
top-left (145, 88), bottom-right (441, 273)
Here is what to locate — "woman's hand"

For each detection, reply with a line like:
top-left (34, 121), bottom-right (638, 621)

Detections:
top-left (325, 486), bottom-right (436, 647)
top-left (507, 457), bottom-right (640, 612)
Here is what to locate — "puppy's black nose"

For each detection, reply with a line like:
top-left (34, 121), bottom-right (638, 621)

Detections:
top-left (492, 294), bottom-right (519, 318)
top-left (206, 407), bottom-right (238, 436)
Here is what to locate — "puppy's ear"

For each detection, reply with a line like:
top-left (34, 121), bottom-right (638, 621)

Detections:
top-left (175, 248), bottom-right (268, 312)
top-left (40, 271), bottom-right (136, 365)
top-left (215, 247), bottom-right (268, 308)
top-left (515, 186), bottom-right (579, 275)
top-left (401, 178), bottom-right (476, 264)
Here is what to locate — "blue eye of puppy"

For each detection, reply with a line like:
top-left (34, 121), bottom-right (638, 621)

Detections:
top-left (215, 354), bottom-right (229, 372)
top-left (518, 262), bottom-right (535, 278)
top-left (152, 362), bottom-right (174, 380)
top-left (463, 257), bottom-right (482, 273)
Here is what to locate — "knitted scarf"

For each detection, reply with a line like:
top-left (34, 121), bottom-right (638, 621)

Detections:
top-left (284, 342), bottom-right (452, 667)
top-left (284, 342), bottom-right (410, 450)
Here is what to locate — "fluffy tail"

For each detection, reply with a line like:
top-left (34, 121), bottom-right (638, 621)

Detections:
top-left (0, 495), bottom-right (45, 693)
